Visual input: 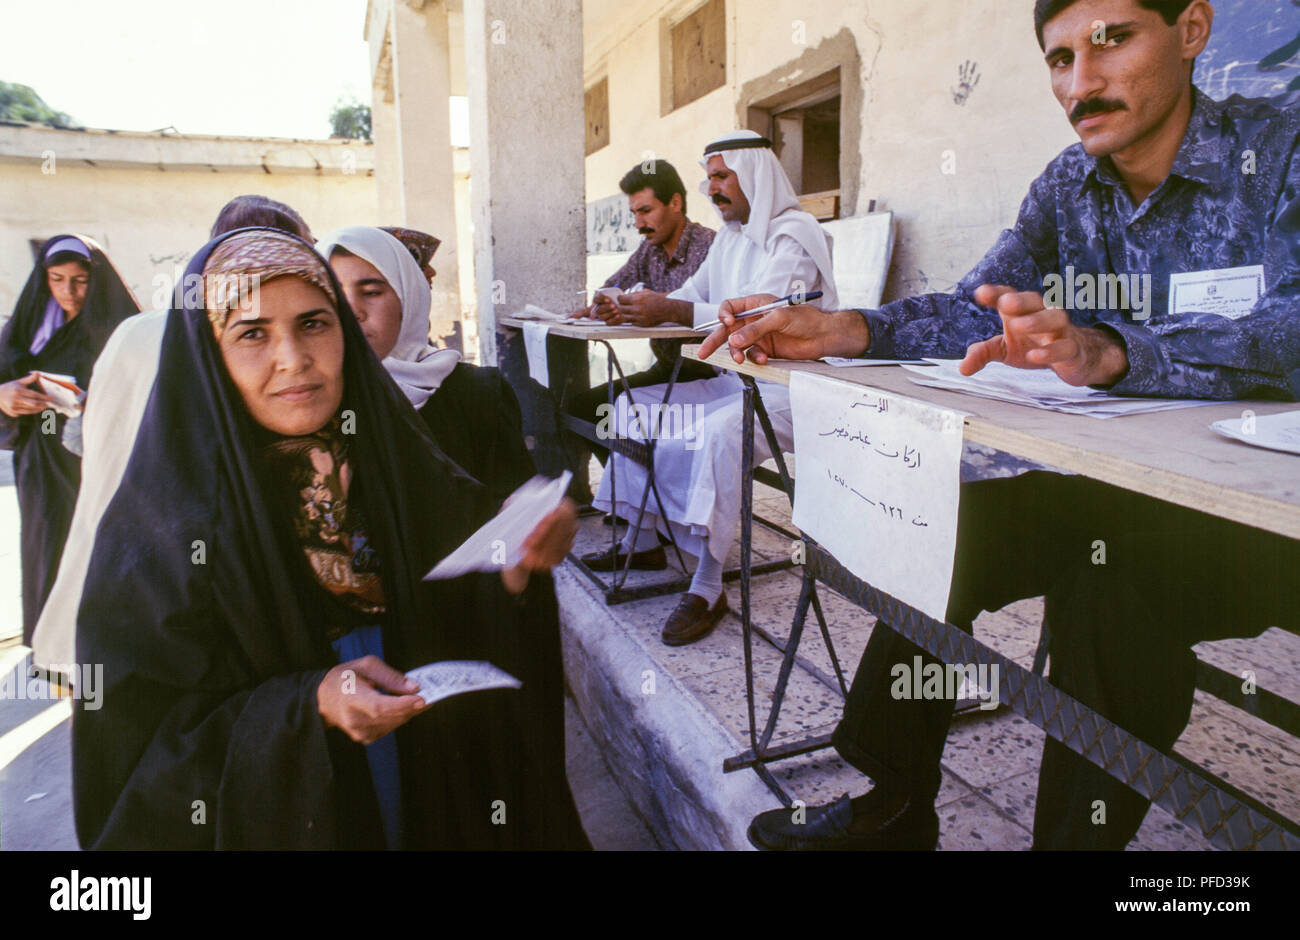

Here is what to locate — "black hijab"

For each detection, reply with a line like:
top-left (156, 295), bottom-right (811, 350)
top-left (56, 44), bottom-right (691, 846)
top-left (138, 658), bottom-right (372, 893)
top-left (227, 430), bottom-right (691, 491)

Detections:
top-left (1, 236), bottom-right (139, 643)
top-left (73, 228), bottom-right (587, 850)
top-left (0, 234), bottom-right (139, 383)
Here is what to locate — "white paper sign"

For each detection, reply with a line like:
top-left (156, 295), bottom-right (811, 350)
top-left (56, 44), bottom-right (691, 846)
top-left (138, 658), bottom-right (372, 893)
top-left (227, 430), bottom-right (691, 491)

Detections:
top-left (821, 213), bottom-right (894, 310)
top-left (790, 371), bottom-right (965, 622)
top-left (523, 321), bottom-right (549, 386)
top-left (404, 660), bottom-right (522, 706)
top-left (1168, 265), bottom-right (1264, 320)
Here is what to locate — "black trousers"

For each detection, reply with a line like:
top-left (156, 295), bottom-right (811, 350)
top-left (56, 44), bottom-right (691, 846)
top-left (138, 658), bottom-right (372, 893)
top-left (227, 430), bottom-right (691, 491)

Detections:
top-left (830, 471), bottom-right (1300, 850)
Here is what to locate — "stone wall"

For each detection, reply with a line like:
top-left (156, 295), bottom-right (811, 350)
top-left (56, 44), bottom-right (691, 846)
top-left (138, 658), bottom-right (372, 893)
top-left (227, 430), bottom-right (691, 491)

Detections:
top-left (0, 124), bottom-right (378, 317)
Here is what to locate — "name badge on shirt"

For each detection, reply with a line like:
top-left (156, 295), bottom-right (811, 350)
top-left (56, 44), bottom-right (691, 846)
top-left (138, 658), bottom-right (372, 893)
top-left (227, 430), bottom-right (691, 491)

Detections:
top-left (1168, 265), bottom-right (1265, 321)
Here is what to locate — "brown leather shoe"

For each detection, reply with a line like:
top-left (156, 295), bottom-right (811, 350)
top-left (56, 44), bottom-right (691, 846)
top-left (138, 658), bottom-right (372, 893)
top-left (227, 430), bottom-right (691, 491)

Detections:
top-left (661, 592), bottom-right (728, 646)
top-left (579, 545), bottom-right (668, 572)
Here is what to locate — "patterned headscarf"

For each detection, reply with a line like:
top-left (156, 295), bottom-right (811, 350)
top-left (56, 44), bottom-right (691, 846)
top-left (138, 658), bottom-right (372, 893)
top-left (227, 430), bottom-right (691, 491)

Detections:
top-left (380, 226), bottom-right (440, 285)
top-left (202, 229), bottom-right (338, 335)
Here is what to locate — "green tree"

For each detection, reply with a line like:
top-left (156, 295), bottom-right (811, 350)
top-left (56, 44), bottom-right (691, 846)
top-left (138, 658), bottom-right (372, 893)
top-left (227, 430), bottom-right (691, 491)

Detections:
top-left (0, 82), bottom-right (76, 127)
top-left (329, 96), bottom-right (372, 141)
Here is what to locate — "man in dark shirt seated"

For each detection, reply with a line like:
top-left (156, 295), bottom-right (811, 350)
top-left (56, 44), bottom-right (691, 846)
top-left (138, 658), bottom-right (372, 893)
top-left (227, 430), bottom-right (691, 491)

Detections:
top-left (701, 0), bottom-right (1300, 850)
top-left (566, 159), bottom-right (716, 469)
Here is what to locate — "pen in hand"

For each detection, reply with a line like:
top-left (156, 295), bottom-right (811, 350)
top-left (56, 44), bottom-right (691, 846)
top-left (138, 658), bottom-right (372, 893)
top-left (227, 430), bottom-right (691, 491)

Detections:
top-left (695, 290), bottom-right (824, 333)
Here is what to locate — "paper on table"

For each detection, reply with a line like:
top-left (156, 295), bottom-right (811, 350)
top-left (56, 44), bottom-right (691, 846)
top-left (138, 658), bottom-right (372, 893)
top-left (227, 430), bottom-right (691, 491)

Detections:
top-left (404, 660), bottom-right (522, 706)
top-left (1210, 409), bottom-right (1300, 456)
top-left (593, 281), bottom-right (643, 303)
top-left (523, 321), bottom-right (549, 386)
top-left (901, 359), bottom-right (1222, 418)
top-left (512, 304), bottom-right (568, 321)
top-left (33, 371), bottom-right (84, 417)
top-left (424, 471), bottom-right (573, 580)
top-left (790, 371), bottom-right (966, 622)
top-left (821, 357), bottom-right (928, 367)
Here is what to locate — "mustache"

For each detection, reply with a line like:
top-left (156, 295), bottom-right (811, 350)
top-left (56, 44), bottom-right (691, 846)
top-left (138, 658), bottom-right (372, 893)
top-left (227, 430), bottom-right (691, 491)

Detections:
top-left (638, 227), bottom-right (654, 235)
top-left (1070, 97), bottom-right (1126, 123)
top-left (712, 194), bottom-right (731, 205)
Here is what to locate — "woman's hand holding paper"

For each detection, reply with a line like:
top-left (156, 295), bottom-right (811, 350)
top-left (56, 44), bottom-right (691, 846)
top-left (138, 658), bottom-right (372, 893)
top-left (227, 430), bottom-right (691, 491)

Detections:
top-left (0, 373), bottom-right (55, 417)
top-left (317, 655), bottom-right (429, 744)
top-left (501, 498), bottom-right (578, 594)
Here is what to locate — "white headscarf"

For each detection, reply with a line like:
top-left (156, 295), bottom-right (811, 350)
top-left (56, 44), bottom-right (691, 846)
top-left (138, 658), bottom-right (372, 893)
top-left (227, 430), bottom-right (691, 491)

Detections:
top-left (315, 226), bottom-right (460, 409)
top-left (699, 129), bottom-right (838, 308)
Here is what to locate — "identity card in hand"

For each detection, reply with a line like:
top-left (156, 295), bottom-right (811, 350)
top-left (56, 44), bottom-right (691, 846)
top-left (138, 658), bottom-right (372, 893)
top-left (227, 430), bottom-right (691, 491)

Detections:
top-left (404, 660), bottom-right (523, 706)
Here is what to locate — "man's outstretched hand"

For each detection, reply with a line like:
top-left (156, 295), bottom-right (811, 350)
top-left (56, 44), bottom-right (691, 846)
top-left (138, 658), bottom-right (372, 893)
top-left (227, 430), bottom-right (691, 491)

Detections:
top-left (960, 285), bottom-right (1129, 387)
top-left (697, 294), bottom-right (870, 365)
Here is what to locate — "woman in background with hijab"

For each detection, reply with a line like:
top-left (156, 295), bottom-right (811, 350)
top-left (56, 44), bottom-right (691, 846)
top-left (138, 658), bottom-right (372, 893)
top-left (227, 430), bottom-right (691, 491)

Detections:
top-left (0, 235), bottom-right (138, 646)
top-left (317, 225), bottom-right (535, 503)
top-left (74, 228), bottom-right (588, 849)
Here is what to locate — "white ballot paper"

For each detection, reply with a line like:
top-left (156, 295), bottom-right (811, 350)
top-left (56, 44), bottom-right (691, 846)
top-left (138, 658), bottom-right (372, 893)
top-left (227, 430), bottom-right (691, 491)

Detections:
top-left (512, 303), bottom-right (569, 321)
top-left (404, 660), bottom-right (522, 706)
top-left (33, 371), bottom-right (84, 417)
top-left (821, 357), bottom-right (928, 368)
top-left (1210, 409), bottom-right (1300, 456)
top-left (1169, 265), bottom-right (1264, 321)
top-left (901, 359), bottom-right (1220, 418)
top-left (424, 471), bottom-right (573, 580)
top-left (523, 321), bottom-right (550, 387)
top-left (790, 371), bottom-right (966, 622)
top-left (593, 281), bottom-right (643, 303)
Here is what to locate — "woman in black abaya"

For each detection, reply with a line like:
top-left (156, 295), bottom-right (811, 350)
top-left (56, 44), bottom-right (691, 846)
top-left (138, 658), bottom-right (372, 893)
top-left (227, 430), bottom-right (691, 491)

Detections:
top-left (74, 228), bottom-right (589, 850)
top-left (0, 235), bottom-right (139, 646)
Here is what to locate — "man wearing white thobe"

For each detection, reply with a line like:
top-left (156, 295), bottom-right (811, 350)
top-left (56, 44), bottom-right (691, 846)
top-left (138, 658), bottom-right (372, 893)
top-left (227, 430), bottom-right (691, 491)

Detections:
top-left (584, 129), bottom-right (838, 646)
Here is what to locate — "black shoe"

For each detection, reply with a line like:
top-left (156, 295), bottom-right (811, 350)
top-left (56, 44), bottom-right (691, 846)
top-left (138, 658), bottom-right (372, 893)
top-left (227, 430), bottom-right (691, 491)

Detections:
top-left (746, 790), bottom-right (939, 851)
top-left (579, 545), bottom-right (668, 572)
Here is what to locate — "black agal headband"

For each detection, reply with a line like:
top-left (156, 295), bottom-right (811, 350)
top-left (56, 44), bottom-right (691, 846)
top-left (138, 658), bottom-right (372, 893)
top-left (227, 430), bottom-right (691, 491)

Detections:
top-left (703, 136), bottom-right (773, 155)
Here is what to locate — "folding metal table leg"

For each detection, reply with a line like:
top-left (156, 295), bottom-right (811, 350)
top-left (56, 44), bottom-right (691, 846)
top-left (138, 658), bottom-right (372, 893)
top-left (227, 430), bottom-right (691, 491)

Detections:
top-left (730, 377), bottom-right (845, 803)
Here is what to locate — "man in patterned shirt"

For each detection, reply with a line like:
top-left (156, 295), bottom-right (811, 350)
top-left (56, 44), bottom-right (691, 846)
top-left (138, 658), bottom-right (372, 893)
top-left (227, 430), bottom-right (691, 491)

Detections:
top-left (707, 0), bottom-right (1300, 850)
top-left (566, 159), bottom-right (716, 469)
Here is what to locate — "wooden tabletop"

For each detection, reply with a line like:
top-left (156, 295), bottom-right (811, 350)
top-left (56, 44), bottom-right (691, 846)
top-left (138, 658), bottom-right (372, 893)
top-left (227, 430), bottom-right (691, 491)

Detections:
top-left (686, 346), bottom-right (1300, 541)
top-left (499, 316), bottom-right (701, 341)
